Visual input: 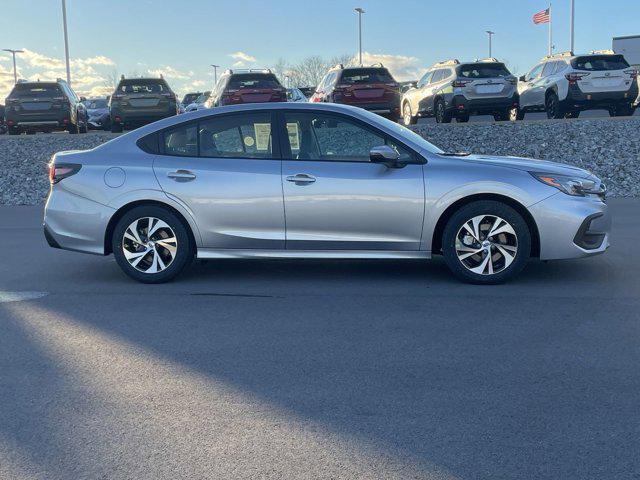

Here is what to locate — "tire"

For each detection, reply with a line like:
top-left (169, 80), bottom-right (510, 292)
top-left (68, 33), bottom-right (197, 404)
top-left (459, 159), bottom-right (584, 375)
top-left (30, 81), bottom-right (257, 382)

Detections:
top-left (112, 206), bottom-right (193, 284)
top-left (509, 106), bottom-right (525, 121)
top-left (609, 103), bottom-right (635, 117)
top-left (435, 99), bottom-right (452, 123)
top-left (111, 122), bottom-right (123, 133)
top-left (68, 123), bottom-right (79, 134)
top-left (493, 109), bottom-right (509, 122)
top-left (545, 91), bottom-right (565, 119)
top-left (441, 200), bottom-right (531, 284)
top-left (79, 122), bottom-right (88, 134)
top-left (402, 102), bottom-right (417, 126)
top-left (565, 110), bottom-right (580, 119)
top-left (456, 114), bottom-right (470, 123)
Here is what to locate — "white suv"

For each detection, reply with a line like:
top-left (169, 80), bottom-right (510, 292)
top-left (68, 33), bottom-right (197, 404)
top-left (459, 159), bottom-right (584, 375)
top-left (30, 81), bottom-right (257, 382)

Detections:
top-left (515, 51), bottom-right (638, 119)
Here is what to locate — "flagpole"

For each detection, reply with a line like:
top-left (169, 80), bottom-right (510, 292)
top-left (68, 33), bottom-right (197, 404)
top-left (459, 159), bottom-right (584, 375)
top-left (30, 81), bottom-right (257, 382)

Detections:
top-left (548, 3), bottom-right (553, 56)
top-left (569, 0), bottom-right (575, 52)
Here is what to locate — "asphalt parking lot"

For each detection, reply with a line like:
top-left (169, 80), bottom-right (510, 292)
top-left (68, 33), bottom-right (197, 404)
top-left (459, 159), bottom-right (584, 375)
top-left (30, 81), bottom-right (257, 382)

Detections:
top-left (1, 200), bottom-right (639, 480)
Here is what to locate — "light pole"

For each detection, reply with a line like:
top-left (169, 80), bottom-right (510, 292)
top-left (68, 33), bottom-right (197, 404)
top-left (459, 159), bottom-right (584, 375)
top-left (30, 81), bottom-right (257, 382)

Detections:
top-left (486, 30), bottom-right (495, 58)
top-left (210, 64), bottom-right (220, 84)
top-left (354, 7), bottom-right (365, 66)
top-left (2, 49), bottom-right (23, 84)
top-left (61, 0), bottom-right (71, 85)
top-left (569, 0), bottom-right (575, 52)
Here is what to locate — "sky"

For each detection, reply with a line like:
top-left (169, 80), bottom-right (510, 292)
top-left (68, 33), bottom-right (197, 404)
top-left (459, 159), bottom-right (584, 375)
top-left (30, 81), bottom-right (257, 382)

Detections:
top-left (1, 0), bottom-right (638, 100)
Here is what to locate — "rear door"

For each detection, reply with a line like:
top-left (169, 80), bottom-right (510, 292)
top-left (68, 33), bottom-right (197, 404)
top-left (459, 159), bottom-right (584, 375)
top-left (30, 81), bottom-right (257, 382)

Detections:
top-left (338, 68), bottom-right (398, 108)
top-left (280, 110), bottom-right (424, 251)
top-left (457, 63), bottom-right (513, 100)
top-left (11, 83), bottom-right (61, 120)
top-left (518, 64), bottom-right (545, 108)
top-left (152, 112), bottom-right (285, 249)
top-left (118, 80), bottom-right (173, 115)
top-left (225, 74), bottom-right (286, 104)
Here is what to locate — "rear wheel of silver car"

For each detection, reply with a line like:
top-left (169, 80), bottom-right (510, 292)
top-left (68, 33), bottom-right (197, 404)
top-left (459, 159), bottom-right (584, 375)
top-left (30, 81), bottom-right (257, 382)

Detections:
top-left (442, 201), bottom-right (531, 284)
top-left (509, 106), bottom-right (524, 121)
top-left (545, 92), bottom-right (565, 119)
top-left (435, 99), bottom-right (452, 123)
top-left (402, 102), bottom-right (417, 126)
top-left (112, 206), bottom-right (193, 283)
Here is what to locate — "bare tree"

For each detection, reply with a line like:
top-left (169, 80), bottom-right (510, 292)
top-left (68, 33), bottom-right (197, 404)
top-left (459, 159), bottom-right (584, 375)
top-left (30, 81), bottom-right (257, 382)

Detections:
top-left (103, 68), bottom-right (120, 91)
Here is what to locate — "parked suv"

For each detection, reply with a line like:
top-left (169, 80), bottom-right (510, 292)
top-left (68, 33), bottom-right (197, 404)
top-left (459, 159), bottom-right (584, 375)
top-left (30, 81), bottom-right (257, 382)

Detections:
top-left (310, 64), bottom-right (401, 119)
top-left (401, 59), bottom-right (519, 125)
top-left (516, 51), bottom-right (638, 119)
top-left (4, 79), bottom-right (87, 135)
top-left (109, 76), bottom-right (178, 132)
top-left (205, 69), bottom-right (286, 107)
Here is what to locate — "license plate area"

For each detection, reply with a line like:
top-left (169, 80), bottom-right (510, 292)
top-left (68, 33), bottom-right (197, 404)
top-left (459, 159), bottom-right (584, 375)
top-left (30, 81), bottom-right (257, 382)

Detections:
top-left (475, 84), bottom-right (504, 94)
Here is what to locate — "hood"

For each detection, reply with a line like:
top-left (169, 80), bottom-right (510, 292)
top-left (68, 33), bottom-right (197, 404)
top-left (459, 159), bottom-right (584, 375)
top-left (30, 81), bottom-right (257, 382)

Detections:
top-left (460, 154), bottom-right (592, 178)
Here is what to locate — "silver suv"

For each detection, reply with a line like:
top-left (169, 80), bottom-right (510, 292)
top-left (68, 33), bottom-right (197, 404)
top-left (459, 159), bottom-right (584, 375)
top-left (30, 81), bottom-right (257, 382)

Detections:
top-left (401, 58), bottom-right (518, 125)
top-left (516, 51), bottom-right (638, 119)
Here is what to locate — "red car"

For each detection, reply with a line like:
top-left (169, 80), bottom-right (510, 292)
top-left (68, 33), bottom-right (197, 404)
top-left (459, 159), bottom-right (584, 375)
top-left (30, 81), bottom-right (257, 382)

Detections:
top-left (310, 64), bottom-right (401, 119)
top-left (206, 69), bottom-right (286, 107)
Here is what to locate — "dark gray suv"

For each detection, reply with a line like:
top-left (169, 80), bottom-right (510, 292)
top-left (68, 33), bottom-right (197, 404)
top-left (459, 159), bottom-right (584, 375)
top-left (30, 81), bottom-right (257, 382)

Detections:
top-left (4, 79), bottom-right (87, 135)
top-left (401, 59), bottom-right (519, 124)
top-left (109, 76), bottom-right (178, 132)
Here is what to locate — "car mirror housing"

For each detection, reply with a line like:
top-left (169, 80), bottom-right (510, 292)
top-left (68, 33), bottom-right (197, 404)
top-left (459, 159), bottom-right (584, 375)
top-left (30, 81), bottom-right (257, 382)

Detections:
top-left (370, 145), bottom-right (402, 168)
top-left (519, 75), bottom-right (526, 82)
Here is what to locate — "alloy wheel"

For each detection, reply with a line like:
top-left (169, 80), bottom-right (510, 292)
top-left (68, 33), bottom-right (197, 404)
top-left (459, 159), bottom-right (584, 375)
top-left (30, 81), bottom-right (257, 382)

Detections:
top-left (455, 215), bottom-right (518, 275)
top-left (403, 103), bottom-right (412, 126)
top-left (122, 217), bottom-right (178, 274)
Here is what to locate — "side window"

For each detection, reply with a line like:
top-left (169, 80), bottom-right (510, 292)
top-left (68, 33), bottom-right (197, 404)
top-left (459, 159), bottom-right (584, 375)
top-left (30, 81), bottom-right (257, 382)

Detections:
top-left (541, 62), bottom-right (555, 77)
top-left (431, 70), bottom-right (444, 84)
top-left (164, 123), bottom-right (198, 157)
top-left (526, 64), bottom-right (544, 81)
top-left (417, 71), bottom-right (433, 88)
top-left (316, 74), bottom-right (329, 92)
top-left (199, 112), bottom-right (274, 159)
top-left (553, 61), bottom-right (567, 74)
top-left (283, 112), bottom-right (413, 163)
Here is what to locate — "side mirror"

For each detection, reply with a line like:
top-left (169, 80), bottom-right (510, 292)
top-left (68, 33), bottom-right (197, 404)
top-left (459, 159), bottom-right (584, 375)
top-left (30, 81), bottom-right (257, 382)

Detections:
top-left (519, 75), bottom-right (526, 82)
top-left (370, 145), bottom-right (402, 168)
top-left (80, 96), bottom-right (86, 102)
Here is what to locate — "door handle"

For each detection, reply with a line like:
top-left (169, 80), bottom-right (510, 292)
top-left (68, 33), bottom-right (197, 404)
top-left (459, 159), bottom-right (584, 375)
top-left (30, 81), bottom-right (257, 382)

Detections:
top-left (286, 173), bottom-right (316, 184)
top-left (167, 169), bottom-right (196, 181)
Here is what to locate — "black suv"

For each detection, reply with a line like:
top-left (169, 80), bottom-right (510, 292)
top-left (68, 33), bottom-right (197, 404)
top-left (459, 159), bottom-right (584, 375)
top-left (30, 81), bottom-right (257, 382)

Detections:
top-left (205, 69), bottom-right (286, 107)
top-left (310, 64), bottom-right (401, 119)
top-left (4, 79), bottom-right (87, 135)
top-left (109, 76), bottom-right (178, 132)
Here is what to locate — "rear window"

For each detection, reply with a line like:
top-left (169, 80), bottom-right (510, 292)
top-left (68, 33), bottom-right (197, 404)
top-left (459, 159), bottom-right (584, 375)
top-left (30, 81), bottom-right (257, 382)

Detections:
top-left (227, 74), bottom-right (281, 90)
top-left (458, 63), bottom-right (511, 78)
top-left (86, 99), bottom-right (107, 109)
top-left (572, 55), bottom-right (630, 71)
top-left (182, 93), bottom-right (200, 105)
top-left (10, 84), bottom-right (62, 98)
top-left (117, 79), bottom-right (169, 94)
top-left (340, 68), bottom-right (395, 84)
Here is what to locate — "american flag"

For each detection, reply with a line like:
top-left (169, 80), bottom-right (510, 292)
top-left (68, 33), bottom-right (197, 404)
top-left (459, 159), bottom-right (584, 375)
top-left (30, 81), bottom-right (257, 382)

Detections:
top-left (533, 8), bottom-right (550, 24)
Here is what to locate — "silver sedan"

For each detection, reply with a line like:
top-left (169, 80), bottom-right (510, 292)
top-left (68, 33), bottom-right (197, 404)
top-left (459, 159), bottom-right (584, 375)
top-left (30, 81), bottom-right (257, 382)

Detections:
top-left (44, 103), bottom-right (609, 284)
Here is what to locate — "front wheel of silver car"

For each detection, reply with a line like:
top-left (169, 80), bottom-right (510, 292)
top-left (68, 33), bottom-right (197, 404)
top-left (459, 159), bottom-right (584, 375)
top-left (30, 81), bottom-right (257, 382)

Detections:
top-left (442, 201), bottom-right (531, 284)
top-left (112, 206), bottom-right (193, 283)
top-left (402, 102), bottom-right (417, 126)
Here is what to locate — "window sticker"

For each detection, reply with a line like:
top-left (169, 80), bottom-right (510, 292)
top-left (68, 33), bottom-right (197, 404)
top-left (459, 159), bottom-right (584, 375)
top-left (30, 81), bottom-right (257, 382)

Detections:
top-left (254, 123), bottom-right (271, 151)
top-left (244, 135), bottom-right (255, 147)
top-left (286, 122), bottom-right (300, 150)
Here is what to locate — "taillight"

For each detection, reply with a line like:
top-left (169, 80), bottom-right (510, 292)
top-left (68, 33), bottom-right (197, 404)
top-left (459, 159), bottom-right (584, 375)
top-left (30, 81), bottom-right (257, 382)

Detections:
top-left (565, 73), bottom-right (590, 85)
top-left (452, 80), bottom-right (472, 88)
top-left (49, 163), bottom-right (81, 184)
top-left (624, 69), bottom-right (638, 79)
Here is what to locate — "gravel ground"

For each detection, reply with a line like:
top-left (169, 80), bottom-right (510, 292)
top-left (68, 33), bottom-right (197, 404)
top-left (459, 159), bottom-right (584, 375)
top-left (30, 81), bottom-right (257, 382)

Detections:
top-left (0, 116), bottom-right (638, 205)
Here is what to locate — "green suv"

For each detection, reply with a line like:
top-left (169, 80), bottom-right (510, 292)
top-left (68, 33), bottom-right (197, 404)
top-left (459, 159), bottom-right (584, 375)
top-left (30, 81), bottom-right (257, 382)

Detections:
top-left (109, 76), bottom-right (178, 132)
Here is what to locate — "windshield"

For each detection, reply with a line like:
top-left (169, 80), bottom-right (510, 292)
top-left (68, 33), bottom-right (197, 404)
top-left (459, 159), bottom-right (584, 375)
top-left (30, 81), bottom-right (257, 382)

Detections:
top-left (458, 63), bottom-right (511, 78)
top-left (341, 68), bottom-right (395, 84)
top-left (118, 80), bottom-right (169, 94)
top-left (572, 55), bottom-right (630, 71)
top-left (358, 109), bottom-right (443, 154)
top-left (228, 74), bottom-right (281, 90)
top-left (182, 93), bottom-right (200, 105)
top-left (10, 84), bottom-right (62, 98)
top-left (86, 99), bottom-right (107, 109)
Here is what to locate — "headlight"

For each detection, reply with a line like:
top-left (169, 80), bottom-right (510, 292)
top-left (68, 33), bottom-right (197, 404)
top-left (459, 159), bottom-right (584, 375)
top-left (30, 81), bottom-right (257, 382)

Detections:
top-left (529, 172), bottom-right (600, 197)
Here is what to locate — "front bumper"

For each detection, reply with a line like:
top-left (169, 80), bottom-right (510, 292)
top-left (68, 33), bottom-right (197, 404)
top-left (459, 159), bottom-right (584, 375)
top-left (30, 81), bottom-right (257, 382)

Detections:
top-left (566, 82), bottom-right (639, 109)
top-left (449, 94), bottom-right (519, 115)
top-left (44, 188), bottom-right (115, 255)
top-left (529, 193), bottom-right (610, 260)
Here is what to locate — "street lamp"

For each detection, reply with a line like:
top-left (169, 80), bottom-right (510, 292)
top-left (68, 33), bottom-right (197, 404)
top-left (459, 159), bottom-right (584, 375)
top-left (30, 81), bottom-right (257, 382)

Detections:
top-left (2, 49), bottom-right (23, 84)
top-left (210, 64), bottom-right (220, 84)
top-left (61, 0), bottom-right (71, 85)
top-left (354, 7), bottom-right (365, 66)
top-left (485, 30), bottom-right (495, 58)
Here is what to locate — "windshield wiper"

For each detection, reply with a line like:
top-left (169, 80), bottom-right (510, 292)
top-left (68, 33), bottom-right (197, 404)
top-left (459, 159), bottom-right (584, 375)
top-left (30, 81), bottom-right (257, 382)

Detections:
top-left (438, 151), bottom-right (471, 157)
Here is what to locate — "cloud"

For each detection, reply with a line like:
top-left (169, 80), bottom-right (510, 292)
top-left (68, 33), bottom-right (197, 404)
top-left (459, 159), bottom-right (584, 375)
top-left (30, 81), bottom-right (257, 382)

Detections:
top-left (229, 51), bottom-right (256, 63)
top-left (147, 65), bottom-right (193, 80)
top-left (359, 52), bottom-right (426, 81)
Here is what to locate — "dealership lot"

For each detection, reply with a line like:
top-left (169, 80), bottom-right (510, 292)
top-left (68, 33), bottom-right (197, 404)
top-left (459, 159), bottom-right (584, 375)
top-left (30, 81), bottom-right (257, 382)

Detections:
top-left (1, 200), bottom-right (638, 479)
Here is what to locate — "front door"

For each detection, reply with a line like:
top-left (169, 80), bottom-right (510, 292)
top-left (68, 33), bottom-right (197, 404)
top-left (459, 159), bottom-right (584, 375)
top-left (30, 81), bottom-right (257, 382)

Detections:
top-left (280, 110), bottom-right (425, 251)
top-left (153, 111), bottom-right (285, 249)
